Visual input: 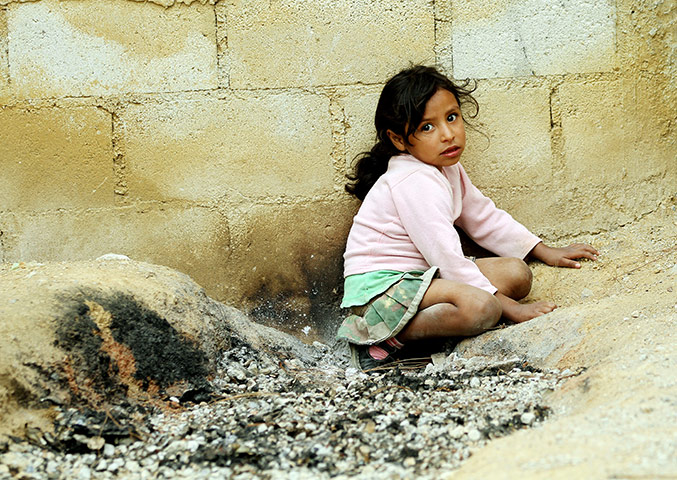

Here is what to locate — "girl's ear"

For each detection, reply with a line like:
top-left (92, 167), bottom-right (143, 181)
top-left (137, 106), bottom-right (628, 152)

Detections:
top-left (386, 129), bottom-right (407, 152)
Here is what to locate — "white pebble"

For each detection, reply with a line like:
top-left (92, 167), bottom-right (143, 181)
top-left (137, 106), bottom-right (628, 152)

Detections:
top-left (103, 443), bottom-right (115, 457)
top-left (521, 412), bottom-right (536, 425)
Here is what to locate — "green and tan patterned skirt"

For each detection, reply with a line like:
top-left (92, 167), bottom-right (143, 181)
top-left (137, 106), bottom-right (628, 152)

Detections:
top-left (336, 266), bottom-right (438, 345)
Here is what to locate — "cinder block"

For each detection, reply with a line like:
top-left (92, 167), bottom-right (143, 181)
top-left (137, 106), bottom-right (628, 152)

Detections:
top-left (0, 106), bottom-right (113, 211)
top-left (120, 92), bottom-right (335, 201)
top-left (2, 206), bottom-right (230, 299)
top-left (462, 84), bottom-right (552, 188)
top-left (435, 19), bottom-right (454, 75)
top-left (8, 0), bottom-right (217, 98)
top-left (487, 177), bottom-right (672, 241)
top-left (451, 0), bottom-right (616, 78)
top-left (631, 77), bottom-right (677, 181)
top-left (560, 80), bottom-right (665, 184)
top-left (227, 0), bottom-right (435, 88)
top-left (342, 88), bottom-right (380, 173)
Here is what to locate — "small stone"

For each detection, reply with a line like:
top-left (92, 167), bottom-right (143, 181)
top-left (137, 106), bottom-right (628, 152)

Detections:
top-left (431, 352), bottom-right (448, 365)
top-left (631, 311), bottom-right (641, 318)
top-left (403, 457), bottom-right (416, 467)
top-left (76, 466), bottom-right (92, 480)
top-left (96, 253), bottom-right (131, 261)
top-left (469, 377), bottom-right (480, 388)
top-left (107, 458), bottom-right (124, 472)
top-left (581, 288), bottom-right (594, 299)
top-left (449, 425), bottom-right (465, 439)
top-left (45, 461), bottom-right (59, 475)
top-left (520, 412), bottom-right (536, 425)
top-left (125, 460), bottom-right (140, 472)
top-left (86, 436), bottom-right (105, 451)
top-left (185, 440), bottom-right (201, 452)
top-left (468, 429), bottom-right (481, 441)
top-left (103, 444), bottom-right (115, 457)
top-left (304, 423), bottom-right (317, 432)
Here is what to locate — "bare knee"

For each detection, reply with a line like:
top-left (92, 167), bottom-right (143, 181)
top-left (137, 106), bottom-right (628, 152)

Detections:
top-left (458, 292), bottom-right (501, 335)
top-left (503, 258), bottom-right (533, 300)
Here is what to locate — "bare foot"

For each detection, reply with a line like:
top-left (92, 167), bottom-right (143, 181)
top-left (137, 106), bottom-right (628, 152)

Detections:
top-left (496, 293), bottom-right (556, 323)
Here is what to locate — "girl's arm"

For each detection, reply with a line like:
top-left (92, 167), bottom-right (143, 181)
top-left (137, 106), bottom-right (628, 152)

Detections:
top-left (453, 165), bottom-right (541, 260)
top-left (529, 242), bottom-right (599, 268)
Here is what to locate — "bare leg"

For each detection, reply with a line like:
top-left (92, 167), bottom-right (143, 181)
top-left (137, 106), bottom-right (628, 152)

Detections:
top-left (398, 279), bottom-right (501, 342)
top-left (475, 257), bottom-right (556, 323)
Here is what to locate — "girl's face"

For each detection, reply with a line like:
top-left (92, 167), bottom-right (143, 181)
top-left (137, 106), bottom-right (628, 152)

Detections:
top-left (387, 88), bottom-right (466, 168)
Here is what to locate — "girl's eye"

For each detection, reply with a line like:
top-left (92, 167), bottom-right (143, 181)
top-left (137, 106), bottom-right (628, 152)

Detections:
top-left (448, 113), bottom-right (458, 122)
top-left (420, 123), bottom-right (433, 132)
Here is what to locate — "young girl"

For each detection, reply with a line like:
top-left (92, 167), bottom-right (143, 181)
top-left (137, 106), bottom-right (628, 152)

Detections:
top-left (337, 65), bottom-right (599, 371)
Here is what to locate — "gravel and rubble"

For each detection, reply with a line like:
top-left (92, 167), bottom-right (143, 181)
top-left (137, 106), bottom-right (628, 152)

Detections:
top-left (0, 340), bottom-right (574, 480)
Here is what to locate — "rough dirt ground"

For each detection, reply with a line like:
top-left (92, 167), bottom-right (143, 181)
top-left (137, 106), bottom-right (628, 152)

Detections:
top-left (449, 200), bottom-right (677, 479)
top-left (525, 202), bottom-right (676, 312)
top-left (0, 199), bottom-right (675, 479)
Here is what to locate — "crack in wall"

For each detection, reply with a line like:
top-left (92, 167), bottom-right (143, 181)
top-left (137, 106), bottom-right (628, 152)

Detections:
top-left (108, 108), bottom-right (129, 203)
top-left (215, 4), bottom-right (229, 89)
top-left (0, 7), bottom-right (9, 90)
top-left (0, 230), bottom-right (5, 263)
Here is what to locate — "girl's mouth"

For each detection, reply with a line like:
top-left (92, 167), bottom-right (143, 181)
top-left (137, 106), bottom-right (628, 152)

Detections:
top-left (442, 146), bottom-right (461, 157)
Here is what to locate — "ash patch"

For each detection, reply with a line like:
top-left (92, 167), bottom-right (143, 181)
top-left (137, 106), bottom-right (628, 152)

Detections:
top-left (0, 339), bottom-right (574, 479)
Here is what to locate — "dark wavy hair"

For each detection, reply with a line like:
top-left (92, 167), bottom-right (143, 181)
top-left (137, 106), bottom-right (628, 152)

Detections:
top-left (345, 65), bottom-right (478, 200)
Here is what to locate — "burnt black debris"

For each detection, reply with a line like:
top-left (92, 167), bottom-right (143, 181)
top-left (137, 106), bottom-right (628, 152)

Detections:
top-left (54, 291), bottom-right (211, 406)
top-left (101, 293), bottom-right (209, 389)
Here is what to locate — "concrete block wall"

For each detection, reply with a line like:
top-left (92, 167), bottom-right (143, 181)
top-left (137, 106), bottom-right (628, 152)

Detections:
top-left (0, 0), bottom-right (674, 338)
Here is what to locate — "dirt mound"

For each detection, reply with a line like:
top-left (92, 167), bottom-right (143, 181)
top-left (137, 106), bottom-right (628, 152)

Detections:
top-left (0, 258), bottom-right (317, 439)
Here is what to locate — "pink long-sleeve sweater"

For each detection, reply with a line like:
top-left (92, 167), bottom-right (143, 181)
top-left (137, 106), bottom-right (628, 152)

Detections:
top-left (343, 154), bottom-right (542, 294)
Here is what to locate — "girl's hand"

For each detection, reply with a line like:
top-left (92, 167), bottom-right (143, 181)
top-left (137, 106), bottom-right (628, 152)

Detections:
top-left (530, 242), bottom-right (599, 268)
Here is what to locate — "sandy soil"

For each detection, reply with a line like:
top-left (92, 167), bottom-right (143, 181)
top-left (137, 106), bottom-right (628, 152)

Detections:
top-left (449, 201), bottom-right (677, 479)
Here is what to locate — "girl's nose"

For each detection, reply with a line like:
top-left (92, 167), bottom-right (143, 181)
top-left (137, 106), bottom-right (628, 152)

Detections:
top-left (440, 124), bottom-right (454, 141)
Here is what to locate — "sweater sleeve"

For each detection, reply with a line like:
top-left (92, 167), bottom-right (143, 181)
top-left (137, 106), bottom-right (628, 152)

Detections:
top-left (453, 164), bottom-right (542, 259)
top-left (389, 169), bottom-right (498, 294)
